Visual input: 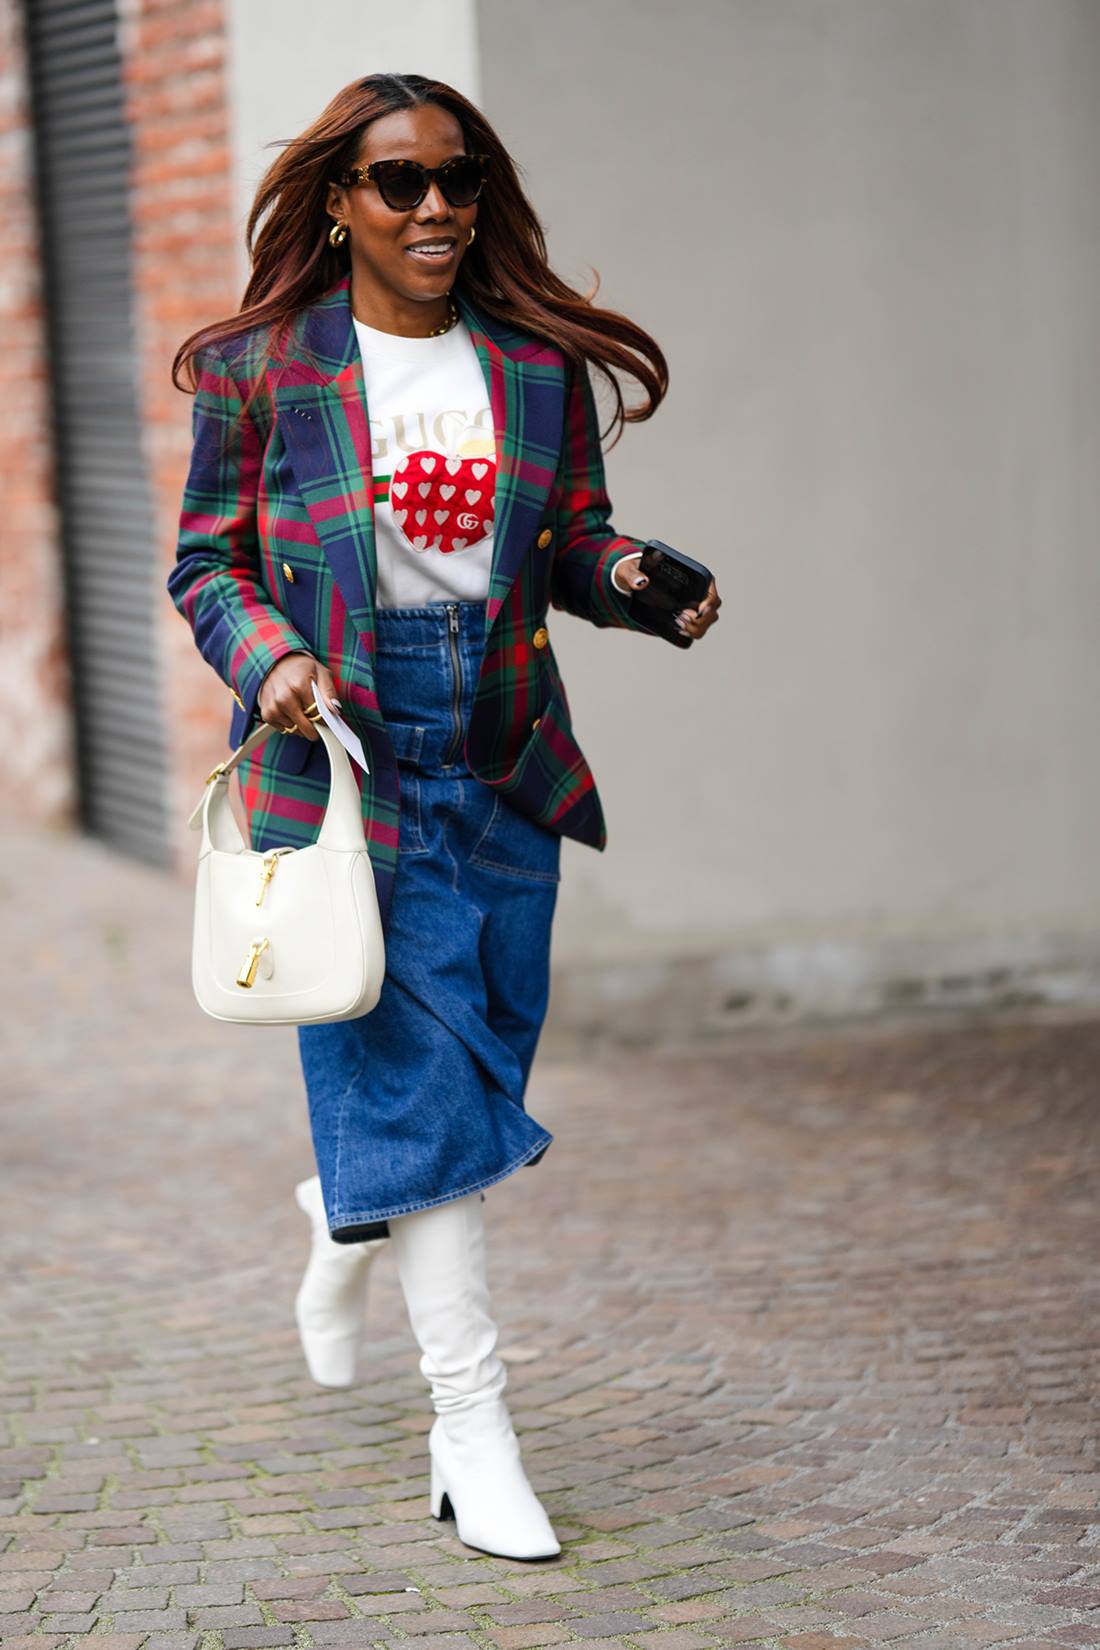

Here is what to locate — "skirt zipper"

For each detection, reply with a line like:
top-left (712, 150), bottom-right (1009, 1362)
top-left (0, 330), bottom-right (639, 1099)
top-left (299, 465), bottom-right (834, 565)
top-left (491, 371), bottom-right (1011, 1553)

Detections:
top-left (441, 602), bottom-right (463, 767)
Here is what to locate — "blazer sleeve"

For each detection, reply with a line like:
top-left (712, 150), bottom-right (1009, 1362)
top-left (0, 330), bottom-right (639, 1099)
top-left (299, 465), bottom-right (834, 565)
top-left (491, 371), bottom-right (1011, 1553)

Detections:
top-left (549, 355), bottom-right (671, 639)
top-left (167, 343), bottom-right (312, 726)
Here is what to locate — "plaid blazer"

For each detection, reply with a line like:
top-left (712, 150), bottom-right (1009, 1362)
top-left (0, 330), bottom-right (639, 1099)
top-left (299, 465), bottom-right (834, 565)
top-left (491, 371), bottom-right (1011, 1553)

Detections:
top-left (169, 271), bottom-right (672, 934)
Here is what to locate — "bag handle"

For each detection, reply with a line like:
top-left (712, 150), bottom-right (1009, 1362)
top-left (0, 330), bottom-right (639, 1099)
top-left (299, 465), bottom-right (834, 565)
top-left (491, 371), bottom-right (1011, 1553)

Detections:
top-left (188, 713), bottom-right (368, 854)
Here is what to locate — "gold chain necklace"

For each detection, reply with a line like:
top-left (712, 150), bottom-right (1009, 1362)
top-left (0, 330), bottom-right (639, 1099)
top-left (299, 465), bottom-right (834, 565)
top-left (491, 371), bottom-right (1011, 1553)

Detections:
top-left (424, 297), bottom-right (459, 338)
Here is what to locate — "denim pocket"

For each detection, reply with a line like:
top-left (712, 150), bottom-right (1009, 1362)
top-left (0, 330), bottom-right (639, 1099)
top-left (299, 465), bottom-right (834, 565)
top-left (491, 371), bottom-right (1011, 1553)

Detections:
top-left (469, 793), bottom-right (562, 883)
top-left (387, 720), bottom-right (429, 856)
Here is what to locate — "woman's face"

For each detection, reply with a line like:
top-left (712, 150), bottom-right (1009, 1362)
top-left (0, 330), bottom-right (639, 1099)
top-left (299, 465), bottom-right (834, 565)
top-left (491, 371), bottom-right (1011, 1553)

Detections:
top-left (326, 102), bottom-right (478, 309)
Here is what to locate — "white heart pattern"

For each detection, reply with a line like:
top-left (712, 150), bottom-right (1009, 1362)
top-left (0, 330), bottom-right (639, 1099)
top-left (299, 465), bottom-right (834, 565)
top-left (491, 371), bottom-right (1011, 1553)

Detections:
top-left (390, 448), bottom-right (497, 555)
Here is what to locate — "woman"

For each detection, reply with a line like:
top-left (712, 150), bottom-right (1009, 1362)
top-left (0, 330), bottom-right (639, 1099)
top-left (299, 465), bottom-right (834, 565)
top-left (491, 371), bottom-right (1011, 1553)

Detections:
top-left (169, 72), bottom-right (720, 1562)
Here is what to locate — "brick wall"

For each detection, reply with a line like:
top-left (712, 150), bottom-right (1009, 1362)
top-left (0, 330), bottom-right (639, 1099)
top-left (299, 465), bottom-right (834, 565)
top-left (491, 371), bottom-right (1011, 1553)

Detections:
top-left (0, 0), bottom-right (242, 863)
top-left (120, 0), bottom-right (243, 874)
top-left (0, 2), bottom-right (76, 826)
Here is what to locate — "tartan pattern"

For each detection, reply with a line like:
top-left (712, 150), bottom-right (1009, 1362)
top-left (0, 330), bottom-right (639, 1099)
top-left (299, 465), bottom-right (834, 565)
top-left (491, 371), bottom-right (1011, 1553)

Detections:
top-left (172, 352), bottom-right (313, 723)
top-left (168, 271), bottom-right (670, 934)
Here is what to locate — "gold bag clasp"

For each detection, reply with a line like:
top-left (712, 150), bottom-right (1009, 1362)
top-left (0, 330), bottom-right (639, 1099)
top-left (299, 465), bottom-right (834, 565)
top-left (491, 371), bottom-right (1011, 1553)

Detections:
top-left (256, 851), bottom-right (279, 906)
top-left (236, 936), bottom-right (270, 989)
top-left (254, 845), bottom-right (295, 906)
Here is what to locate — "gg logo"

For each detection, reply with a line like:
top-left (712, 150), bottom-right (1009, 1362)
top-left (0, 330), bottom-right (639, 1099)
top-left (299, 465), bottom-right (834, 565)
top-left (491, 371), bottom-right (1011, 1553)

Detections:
top-left (390, 450), bottom-right (496, 552)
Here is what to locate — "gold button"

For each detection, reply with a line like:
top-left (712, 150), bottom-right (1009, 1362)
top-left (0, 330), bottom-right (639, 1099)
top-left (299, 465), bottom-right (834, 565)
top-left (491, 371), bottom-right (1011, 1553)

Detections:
top-left (282, 561), bottom-right (296, 583)
top-left (537, 528), bottom-right (553, 549)
top-left (532, 626), bottom-right (549, 649)
top-left (531, 716), bottom-right (541, 731)
top-left (231, 689), bottom-right (244, 709)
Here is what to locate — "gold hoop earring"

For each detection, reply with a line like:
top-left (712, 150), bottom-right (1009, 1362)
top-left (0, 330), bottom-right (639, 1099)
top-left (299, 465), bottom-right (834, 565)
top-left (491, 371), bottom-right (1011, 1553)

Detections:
top-left (329, 220), bottom-right (348, 248)
top-left (467, 224), bottom-right (476, 246)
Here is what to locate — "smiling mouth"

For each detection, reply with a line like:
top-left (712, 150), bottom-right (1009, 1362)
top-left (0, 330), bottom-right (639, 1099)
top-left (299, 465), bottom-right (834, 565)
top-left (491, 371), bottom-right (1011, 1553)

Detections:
top-left (406, 239), bottom-right (457, 262)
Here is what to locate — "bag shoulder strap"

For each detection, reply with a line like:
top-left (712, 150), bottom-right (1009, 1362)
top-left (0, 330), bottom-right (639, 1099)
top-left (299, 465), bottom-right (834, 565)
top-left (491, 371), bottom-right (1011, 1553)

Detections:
top-left (187, 718), bottom-right (281, 833)
top-left (216, 715), bottom-right (278, 778)
top-left (188, 715), bottom-right (366, 853)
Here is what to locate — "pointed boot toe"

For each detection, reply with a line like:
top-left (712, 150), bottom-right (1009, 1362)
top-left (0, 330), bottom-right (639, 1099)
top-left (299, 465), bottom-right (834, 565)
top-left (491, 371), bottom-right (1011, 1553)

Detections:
top-left (427, 1410), bottom-right (561, 1560)
top-left (388, 1192), bottom-right (561, 1560)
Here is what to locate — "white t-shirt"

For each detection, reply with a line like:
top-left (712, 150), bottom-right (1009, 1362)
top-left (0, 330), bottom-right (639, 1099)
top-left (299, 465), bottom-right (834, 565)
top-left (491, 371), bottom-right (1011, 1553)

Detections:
top-left (352, 314), bottom-right (497, 608)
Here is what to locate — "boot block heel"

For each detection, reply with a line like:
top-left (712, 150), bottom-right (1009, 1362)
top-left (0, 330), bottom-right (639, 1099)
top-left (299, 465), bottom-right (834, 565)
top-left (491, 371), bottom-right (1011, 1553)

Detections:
top-left (426, 1413), bottom-right (561, 1559)
top-left (429, 1454), bottom-right (454, 1522)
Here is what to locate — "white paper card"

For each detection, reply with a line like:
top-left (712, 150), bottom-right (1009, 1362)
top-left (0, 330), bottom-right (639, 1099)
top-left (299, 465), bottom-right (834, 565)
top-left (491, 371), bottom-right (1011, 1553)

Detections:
top-left (310, 680), bottom-right (370, 774)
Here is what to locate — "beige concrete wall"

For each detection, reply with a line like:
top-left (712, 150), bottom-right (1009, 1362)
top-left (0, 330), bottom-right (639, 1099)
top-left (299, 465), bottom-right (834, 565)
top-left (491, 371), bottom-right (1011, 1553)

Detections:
top-left (219, 0), bottom-right (1100, 1029)
top-left (477, 0), bottom-right (1100, 1026)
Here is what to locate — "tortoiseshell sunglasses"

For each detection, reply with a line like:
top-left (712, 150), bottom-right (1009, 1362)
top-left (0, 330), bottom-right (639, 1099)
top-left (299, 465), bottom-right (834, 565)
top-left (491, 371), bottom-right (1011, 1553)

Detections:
top-left (334, 153), bottom-right (491, 212)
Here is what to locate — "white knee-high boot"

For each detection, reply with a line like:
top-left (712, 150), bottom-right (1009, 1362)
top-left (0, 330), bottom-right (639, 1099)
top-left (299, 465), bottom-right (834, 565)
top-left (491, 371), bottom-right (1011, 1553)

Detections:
top-left (387, 1190), bottom-right (561, 1560)
top-left (294, 1176), bottom-right (387, 1388)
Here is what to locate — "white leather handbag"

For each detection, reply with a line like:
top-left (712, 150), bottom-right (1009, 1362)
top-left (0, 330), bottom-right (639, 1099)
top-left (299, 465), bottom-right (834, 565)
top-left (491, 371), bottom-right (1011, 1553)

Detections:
top-left (186, 716), bottom-right (385, 1025)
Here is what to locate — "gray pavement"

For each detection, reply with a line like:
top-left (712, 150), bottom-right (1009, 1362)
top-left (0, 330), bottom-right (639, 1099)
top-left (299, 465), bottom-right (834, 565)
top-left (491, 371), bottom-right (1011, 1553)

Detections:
top-left (2, 821), bottom-right (1099, 1650)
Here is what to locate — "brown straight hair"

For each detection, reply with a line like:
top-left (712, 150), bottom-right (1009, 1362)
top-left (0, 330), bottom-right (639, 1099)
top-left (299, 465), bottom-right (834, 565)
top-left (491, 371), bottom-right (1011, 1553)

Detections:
top-left (171, 73), bottom-right (668, 447)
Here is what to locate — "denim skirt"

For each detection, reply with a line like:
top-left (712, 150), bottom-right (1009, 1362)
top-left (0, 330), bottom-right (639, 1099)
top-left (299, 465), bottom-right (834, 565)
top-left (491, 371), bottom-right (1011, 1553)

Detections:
top-left (297, 601), bottom-right (560, 1243)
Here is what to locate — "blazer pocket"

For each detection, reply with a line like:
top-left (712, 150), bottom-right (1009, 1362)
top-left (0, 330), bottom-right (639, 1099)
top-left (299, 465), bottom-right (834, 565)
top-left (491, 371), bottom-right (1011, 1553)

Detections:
top-left (263, 726), bottom-right (317, 776)
top-left (482, 691), bottom-right (586, 821)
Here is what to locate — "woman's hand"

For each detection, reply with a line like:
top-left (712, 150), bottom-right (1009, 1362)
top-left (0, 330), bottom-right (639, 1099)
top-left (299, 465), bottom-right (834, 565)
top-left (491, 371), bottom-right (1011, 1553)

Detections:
top-left (674, 575), bottom-right (721, 640)
top-left (612, 554), bottom-right (721, 641)
top-left (258, 651), bottom-right (342, 738)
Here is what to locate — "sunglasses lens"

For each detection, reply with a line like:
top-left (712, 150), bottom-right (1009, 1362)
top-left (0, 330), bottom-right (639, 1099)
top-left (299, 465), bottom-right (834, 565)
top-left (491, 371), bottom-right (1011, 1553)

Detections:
top-left (440, 156), bottom-right (486, 207)
top-left (374, 163), bottom-right (426, 211)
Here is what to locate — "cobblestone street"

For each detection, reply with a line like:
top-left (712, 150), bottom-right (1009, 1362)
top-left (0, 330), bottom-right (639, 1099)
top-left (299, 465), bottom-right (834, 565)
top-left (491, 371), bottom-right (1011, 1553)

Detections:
top-left (3, 824), bottom-right (1099, 1650)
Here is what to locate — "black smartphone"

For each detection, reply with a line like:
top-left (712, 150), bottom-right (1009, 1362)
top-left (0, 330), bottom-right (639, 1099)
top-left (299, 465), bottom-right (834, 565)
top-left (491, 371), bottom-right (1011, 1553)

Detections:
top-left (628, 540), bottom-right (713, 648)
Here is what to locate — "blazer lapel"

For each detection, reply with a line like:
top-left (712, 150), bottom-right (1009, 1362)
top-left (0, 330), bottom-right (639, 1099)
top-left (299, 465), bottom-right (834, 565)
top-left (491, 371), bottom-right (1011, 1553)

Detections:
top-left (455, 289), bottom-right (566, 634)
top-left (270, 280), bottom-right (376, 646)
top-left (271, 273), bottom-right (565, 652)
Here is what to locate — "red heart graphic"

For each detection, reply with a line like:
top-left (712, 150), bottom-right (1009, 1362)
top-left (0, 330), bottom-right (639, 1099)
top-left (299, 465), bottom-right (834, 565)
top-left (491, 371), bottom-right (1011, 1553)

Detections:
top-left (391, 449), bottom-right (496, 554)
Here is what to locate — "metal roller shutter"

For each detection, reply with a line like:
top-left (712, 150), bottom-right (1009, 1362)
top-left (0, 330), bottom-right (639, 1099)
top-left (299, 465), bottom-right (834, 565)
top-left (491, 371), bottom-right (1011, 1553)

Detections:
top-left (22, 0), bottom-right (169, 865)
